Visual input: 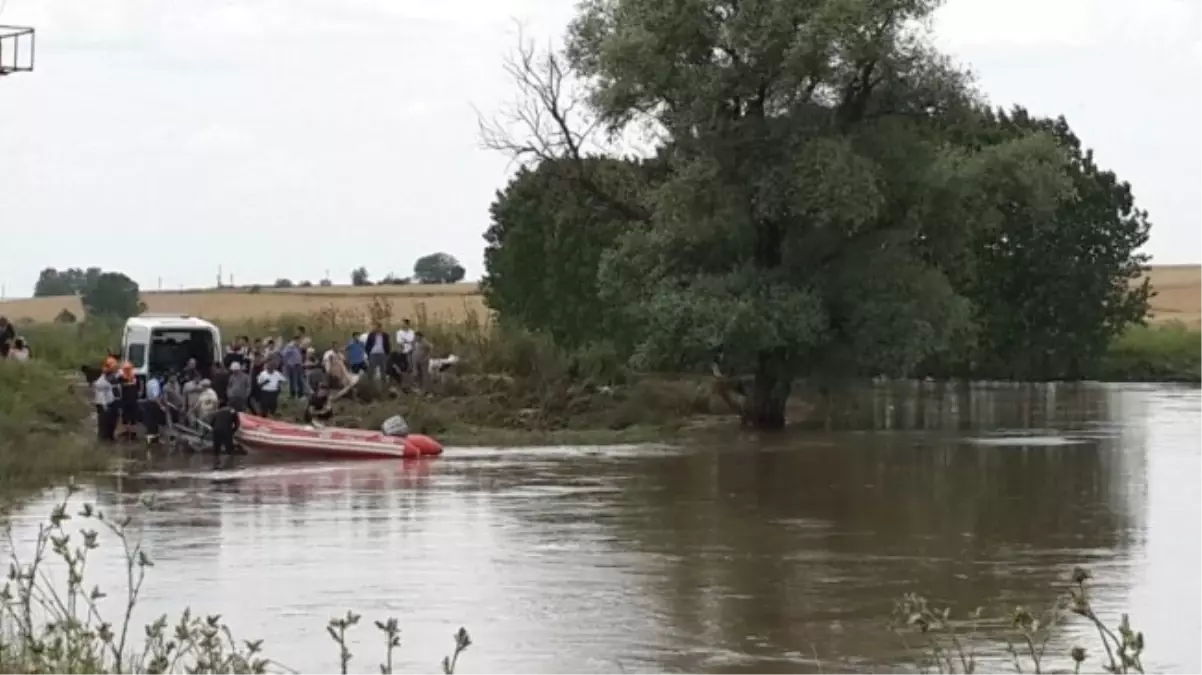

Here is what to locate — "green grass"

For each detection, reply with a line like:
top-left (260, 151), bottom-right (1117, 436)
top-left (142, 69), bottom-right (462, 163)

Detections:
top-left (1099, 322), bottom-right (1200, 383)
top-left (0, 360), bottom-right (110, 498)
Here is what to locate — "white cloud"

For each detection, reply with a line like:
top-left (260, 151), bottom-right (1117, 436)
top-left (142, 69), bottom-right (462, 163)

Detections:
top-left (936, 0), bottom-right (1099, 49)
top-left (934, 0), bottom-right (1199, 50)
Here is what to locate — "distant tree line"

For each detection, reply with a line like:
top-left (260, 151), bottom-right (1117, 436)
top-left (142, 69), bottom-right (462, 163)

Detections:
top-left (477, 0), bottom-right (1153, 430)
top-left (33, 267), bottom-right (145, 322)
top-left (30, 250), bottom-right (469, 319)
top-left (348, 252), bottom-right (467, 287)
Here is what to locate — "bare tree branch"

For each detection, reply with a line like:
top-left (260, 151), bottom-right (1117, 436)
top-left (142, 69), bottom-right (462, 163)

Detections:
top-left (476, 22), bottom-right (653, 223)
top-left (476, 21), bottom-right (602, 167)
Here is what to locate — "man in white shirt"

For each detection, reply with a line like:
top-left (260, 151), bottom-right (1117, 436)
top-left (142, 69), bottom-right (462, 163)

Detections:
top-left (91, 372), bottom-right (116, 441)
top-left (256, 362), bottom-right (288, 417)
top-left (395, 319), bottom-right (416, 375)
top-left (141, 374), bottom-right (165, 443)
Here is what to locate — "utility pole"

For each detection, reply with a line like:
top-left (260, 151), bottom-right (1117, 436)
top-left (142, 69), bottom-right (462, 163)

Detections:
top-left (217, 265), bottom-right (223, 288)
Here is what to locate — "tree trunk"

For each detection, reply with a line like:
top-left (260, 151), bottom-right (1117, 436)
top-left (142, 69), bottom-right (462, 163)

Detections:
top-left (742, 351), bottom-right (792, 430)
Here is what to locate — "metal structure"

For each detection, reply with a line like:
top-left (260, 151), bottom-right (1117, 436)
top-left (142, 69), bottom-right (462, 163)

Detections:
top-left (0, 25), bottom-right (35, 76)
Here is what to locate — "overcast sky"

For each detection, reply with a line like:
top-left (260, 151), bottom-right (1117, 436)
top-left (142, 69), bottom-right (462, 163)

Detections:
top-left (1, 0), bottom-right (1198, 297)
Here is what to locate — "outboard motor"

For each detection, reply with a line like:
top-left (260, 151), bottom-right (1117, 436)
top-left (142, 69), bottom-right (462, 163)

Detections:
top-left (381, 414), bottom-right (409, 437)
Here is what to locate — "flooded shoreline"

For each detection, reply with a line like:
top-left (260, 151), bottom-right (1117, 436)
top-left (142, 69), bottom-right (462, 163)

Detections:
top-left (5, 383), bottom-right (1199, 673)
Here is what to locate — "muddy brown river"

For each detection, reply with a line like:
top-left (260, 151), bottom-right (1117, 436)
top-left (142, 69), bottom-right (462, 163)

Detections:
top-left (6, 382), bottom-right (1200, 673)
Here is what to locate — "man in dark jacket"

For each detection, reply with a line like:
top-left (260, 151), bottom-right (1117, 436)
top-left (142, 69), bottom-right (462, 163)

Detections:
top-left (210, 402), bottom-right (240, 455)
top-left (364, 323), bottom-right (390, 381)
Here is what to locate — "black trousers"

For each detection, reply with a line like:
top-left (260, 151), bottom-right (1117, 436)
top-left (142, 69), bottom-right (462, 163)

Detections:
top-left (258, 390), bottom-right (280, 417)
top-left (212, 429), bottom-right (236, 454)
top-left (104, 402), bottom-right (121, 441)
top-left (95, 405), bottom-right (111, 441)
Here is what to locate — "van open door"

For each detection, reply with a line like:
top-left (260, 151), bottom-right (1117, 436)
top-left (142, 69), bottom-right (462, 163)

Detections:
top-left (122, 321), bottom-right (151, 376)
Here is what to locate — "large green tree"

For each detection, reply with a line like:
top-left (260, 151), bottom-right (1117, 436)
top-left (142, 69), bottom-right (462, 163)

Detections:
top-left (483, 156), bottom-right (663, 348)
top-left (81, 271), bottom-right (143, 321)
top-left (480, 0), bottom-right (1150, 429)
top-left (933, 107), bottom-right (1153, 379)
top-left (566, 0), bottom-right (1081, 428)
top-left (413, 253), bottom-right (466, 284)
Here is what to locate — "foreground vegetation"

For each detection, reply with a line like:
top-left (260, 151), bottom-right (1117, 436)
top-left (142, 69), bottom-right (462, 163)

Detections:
top-left (1, 488), bottom-right (1148, 673)
top-left (1, 486), bottom-right (472, 674)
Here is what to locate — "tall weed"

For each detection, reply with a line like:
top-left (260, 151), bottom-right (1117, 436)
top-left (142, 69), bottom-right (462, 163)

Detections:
top-left (1, 487), bottom-right (472, 674)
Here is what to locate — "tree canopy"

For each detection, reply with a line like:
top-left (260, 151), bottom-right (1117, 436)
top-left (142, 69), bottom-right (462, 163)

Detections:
top-left (480, 0), bottom-right (1153, 430)
top-left (33, 267), bottom-right (102, 297)
top-left (413, 253), bottom-right (466, 284)
top-left (81, 272), bottom-right (143, 321)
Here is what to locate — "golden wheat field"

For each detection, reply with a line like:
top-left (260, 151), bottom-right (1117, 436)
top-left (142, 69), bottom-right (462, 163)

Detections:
top-left (0, 266), bottom-right (1198, 327)
top-left (0, 282), bottom-right (488, 324)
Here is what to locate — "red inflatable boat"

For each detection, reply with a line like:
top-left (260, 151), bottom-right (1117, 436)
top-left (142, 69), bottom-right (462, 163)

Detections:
top-left (236, 414), bottom-right (443, 460)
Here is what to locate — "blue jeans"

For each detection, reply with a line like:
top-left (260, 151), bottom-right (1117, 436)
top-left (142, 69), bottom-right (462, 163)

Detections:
top-left (285, 364), bottom-right (306, 398)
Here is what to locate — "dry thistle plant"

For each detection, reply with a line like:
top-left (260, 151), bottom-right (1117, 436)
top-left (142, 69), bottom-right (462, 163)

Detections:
top-left (1, 483), bottom-right (470, 674)
top-left (888, 566), bottom-right (1145, 674)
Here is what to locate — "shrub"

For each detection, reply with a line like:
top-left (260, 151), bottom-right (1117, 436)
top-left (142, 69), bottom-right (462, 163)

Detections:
top-left (0, 360), bottom-right (108, 494)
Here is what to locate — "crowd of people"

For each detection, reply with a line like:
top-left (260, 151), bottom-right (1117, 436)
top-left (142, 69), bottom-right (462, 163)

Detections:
top-left (81, 319), bottom-right (444, 452)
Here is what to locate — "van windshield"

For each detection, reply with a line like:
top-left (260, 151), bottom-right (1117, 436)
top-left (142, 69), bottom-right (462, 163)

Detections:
top-left (149, 329), bottom-right (216, 376)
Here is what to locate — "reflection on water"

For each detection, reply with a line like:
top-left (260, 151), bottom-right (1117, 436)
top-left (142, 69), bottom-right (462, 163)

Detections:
top-left (6, 383), bottom-right (1200, 673)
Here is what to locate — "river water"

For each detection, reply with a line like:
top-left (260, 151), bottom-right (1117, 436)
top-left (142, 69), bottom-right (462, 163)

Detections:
top-left (6, 382), bottom-right (1200, 673)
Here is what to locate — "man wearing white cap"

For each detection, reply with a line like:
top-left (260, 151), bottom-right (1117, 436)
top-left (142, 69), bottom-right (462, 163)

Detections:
top-left (227, 361), bottom-right (252, 413)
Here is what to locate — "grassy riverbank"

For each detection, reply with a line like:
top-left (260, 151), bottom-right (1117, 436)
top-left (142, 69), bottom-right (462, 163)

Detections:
top-left (7, 302), bottom-right (1202, 470)
top-left (0, 361), bottom-right (109, 498)
top-left (1096, 322), bottom-right (1201, 383)
top-left (15, 306), bottom-right (732, 445)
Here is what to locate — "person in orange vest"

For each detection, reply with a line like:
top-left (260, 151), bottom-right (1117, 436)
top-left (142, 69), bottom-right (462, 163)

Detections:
top-left (117, 361), bottom-right (141, 441)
